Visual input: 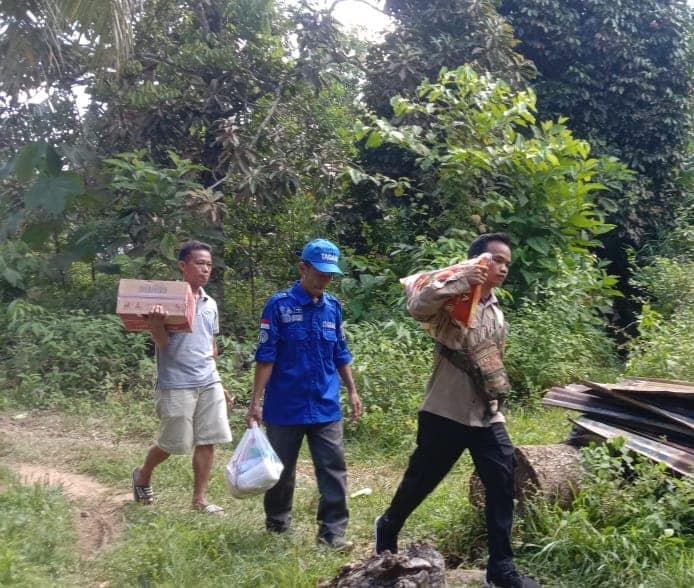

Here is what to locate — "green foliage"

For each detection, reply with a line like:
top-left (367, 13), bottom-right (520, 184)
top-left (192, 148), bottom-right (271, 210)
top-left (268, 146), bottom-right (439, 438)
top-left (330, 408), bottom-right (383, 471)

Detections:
top-left (0, 141), bottom-right (86, 249)
top-left (1, 1), bottom-right (363, 317)
top-left (0, 240), bottom-right (43, 300)
top-left (343, 320), bottom-right (433, 453)
top-left (338, 252), bottom-right (402, 322)
top-left (658, 191), bottom-right (694, 259)
top-left (223, 193), bottom-right (338, 333)
top-left (215, 335), bottom-right (257, 403)
top-left (102, 150), bottom-right (226, 264)
top-left (0, 1), bottom-right (135, 101)
top-left (364, 0), bottom-right (535, 117)
top-left (500, 0), bottom-right (693, 245)
top-left (1, 300), bottom-right (153, 407)
top-left (351, 66), bottom-right (631, 295)
top-left (519, 441), bottom-right (694, 587)
top-left (504, 255), bottom-right (621, 396)
top-left (624, 254), bottom-right (694, 380)
top-left (0, 467), bottom-right (77, 585)
top-left (391, 228), bottom-right (477, 273)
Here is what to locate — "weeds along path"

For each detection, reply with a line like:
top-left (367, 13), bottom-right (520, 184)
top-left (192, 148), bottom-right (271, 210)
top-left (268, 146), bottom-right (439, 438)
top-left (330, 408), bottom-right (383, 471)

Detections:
top-left (0, 412), bottom-right (133, 558)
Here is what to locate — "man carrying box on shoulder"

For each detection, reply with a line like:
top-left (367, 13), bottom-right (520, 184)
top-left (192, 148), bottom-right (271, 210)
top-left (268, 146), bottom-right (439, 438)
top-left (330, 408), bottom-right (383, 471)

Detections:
top-left (132, 240), bottom-right (233, 514)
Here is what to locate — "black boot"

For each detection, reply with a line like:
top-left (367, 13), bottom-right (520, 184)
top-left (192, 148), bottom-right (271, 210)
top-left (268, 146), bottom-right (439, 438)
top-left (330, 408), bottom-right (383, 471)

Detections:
top-left (486, 569), bottom-right (541, 588)
top-left (374, 514), bottom-right (399, 554)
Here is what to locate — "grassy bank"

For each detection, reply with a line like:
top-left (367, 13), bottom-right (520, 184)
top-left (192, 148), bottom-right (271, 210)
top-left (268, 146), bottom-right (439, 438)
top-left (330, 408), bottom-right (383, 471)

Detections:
top-left (1, 396), bottom-right (692, 587)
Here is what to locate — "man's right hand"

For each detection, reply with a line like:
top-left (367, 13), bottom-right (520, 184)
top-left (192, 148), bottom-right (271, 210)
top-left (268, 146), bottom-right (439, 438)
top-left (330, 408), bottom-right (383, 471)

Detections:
top-left (147, 305), bottom-right (170, 348)
top-left (147, 304), bottom-right (168, 329)
top-left (245, 402), bottom-right (263, 427)
top-left (455, 260), bottom-right (488, 285)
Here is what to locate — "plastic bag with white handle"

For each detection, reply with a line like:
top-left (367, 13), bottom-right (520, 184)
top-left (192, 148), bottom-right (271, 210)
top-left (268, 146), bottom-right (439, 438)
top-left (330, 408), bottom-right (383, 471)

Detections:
top-left (225, 423), bottom-right (284, 499)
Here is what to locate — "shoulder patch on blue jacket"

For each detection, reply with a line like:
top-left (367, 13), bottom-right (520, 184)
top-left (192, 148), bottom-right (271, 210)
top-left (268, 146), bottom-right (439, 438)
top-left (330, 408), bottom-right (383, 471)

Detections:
top-left (267, 291), bottom-right (290, 303)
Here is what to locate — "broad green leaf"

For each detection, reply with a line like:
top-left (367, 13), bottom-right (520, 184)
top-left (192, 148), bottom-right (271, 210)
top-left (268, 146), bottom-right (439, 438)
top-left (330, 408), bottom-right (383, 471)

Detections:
top-left (24, 173), bottom-right (85, 215)
top-left (365, 130), bottom-right (384, 148)
top-left (39, 143), bottom-right (62, 175)
top-left (21, 222), bottom-right (55, 249)
top-left (348, 167), bottom-right (369, 185)
top-left (14, 142), bottom-right (39, 183)
top-left (520, 268), bottom-right (538, 284)
top-left (591, 223), bottom-right (616, 235)
top-left (567, 213), bottom-right (599, 229)
top-left (526, 236), bottom-right (551, 255)
top-left (2, 267), bottom-right (23, 287)
top-left (160, 233), bottom-right (178, 260)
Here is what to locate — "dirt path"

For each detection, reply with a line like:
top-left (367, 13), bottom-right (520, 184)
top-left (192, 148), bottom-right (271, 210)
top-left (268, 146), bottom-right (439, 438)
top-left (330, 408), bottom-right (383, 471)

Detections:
top-left (1, 411), bottom-right (488, 585)
top-left (1, 412), bottom-right (132, 558)
top-left (7, 462), bottom-right (131, 556)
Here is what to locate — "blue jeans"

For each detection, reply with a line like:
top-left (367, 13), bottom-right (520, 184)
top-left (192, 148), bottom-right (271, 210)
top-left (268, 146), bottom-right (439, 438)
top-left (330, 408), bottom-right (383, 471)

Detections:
top-left (265, 420), bottom-right (348, 539)
top-left (384, 411), bottom-right (516, 577)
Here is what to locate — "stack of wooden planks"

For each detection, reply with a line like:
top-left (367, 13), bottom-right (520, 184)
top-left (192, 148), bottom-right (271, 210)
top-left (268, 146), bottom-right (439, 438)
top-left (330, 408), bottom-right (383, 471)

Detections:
top-left (543, 377), bottom-right (694, 478)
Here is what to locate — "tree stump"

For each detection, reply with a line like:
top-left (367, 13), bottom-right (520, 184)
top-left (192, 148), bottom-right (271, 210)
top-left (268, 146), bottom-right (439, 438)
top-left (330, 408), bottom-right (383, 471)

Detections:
top-left (469, 444), bottom-right (584, 512)
top-left (318, 542), bottom-right (447, 588)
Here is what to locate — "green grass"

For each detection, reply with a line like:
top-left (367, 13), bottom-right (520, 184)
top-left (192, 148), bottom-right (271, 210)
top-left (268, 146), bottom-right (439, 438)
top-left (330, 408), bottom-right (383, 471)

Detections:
top-left (2, 401), bottom-right (692, 587)
top-left (0, 467), bottom-right (78, 586)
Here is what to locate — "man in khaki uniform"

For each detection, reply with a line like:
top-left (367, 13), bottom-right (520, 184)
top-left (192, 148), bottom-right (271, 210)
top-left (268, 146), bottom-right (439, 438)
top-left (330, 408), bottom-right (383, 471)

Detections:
top-left (375, 233), bottom-right (540, 588)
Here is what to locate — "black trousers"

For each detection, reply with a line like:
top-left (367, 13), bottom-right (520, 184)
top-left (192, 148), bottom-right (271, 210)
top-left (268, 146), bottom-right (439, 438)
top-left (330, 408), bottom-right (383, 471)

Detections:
top-left (384, 411), bottom-right (516, 576)
top-left (264, 420), bottom-right (348, 539)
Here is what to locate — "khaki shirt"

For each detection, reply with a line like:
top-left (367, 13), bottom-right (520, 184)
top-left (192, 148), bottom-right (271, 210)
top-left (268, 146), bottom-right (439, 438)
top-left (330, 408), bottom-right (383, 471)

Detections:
top-left (408, 270), bottom-right (507, 427)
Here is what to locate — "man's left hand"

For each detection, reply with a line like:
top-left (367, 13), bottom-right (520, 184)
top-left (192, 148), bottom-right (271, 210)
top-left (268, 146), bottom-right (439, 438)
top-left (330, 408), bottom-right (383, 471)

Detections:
top-left (224, 388), bottom-right (235, 407)
top-left (349, 390), bottom-right (362, 422)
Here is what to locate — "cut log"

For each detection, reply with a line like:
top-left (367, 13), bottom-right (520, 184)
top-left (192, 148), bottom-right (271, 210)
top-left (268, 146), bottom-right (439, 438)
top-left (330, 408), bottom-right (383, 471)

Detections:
top-left (469, 444), bottom-right (583, 512)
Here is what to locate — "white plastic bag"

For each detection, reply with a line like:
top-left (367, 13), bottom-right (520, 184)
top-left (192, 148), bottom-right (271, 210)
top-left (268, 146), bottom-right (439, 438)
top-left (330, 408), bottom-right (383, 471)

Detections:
top-left (225, 423), bottom-right (284, 499)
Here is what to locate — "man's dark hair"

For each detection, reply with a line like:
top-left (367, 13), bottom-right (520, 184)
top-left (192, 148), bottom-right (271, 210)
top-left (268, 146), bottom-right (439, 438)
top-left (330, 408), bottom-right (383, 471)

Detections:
top-left (178, 240), bottom-right (213, 261)
top-left (467, 232), bottom-right (512, 258)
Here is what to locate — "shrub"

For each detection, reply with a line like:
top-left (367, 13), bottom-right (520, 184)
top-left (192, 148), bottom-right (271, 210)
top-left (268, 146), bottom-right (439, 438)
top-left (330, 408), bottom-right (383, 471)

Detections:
top-left (343, 319), bottom-right (433, 454)
top-left (504, 256), bottom-right (620, 397)
top-left (1, 300), bottom-right (153, 407)
top-left (626, 256), bottom-right (694, 380)
top-left (519, 441), bottom-right (694, 587)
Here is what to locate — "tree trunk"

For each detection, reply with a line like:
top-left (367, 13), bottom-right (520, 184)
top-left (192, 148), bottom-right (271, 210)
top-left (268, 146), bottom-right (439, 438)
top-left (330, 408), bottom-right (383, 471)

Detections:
top-left (469, 444), bottom-right (584, 512)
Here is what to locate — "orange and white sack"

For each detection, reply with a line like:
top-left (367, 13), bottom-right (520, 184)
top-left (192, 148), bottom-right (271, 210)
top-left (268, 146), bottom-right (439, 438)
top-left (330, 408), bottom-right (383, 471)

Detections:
top-left (400, 253), bottom-right (491, 328)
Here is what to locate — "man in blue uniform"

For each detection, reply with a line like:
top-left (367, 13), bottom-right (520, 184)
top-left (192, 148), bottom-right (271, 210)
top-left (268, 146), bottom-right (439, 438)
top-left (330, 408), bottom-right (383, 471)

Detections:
top-left (246, 238), bottom-right (362, 550)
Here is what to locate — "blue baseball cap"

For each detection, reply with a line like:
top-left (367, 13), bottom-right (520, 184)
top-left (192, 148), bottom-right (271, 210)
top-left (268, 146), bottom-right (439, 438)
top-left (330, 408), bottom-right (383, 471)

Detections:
top-left (301, 239), bottom-right (343, 274)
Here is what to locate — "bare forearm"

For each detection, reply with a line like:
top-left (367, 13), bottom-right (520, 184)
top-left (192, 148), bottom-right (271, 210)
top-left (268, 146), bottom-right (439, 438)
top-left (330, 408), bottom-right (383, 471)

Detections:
top-left (338, 363), bottom-right (362, 421)
top-left (338, 363), bottom-right (357, 393)
top-left (251, 361), bottom-right (274, 405)
top-left (246, 361), bottom-right (273, 426)
top-left (150, 327), bottom-right (169, 349)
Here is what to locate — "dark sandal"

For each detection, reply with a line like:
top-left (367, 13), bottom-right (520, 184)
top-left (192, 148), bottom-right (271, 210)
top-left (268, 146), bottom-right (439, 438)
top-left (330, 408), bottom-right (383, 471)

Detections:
top-left (132, 468), bottom-right (154, 505)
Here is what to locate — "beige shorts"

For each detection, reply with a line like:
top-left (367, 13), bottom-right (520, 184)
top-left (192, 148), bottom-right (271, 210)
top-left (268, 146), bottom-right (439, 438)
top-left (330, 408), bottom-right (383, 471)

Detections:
top-left (155, 382), bottom-right (232, 454)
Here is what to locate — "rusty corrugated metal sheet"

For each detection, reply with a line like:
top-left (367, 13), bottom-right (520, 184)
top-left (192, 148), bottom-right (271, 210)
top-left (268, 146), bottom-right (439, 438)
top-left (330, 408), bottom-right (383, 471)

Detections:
top-left (581, 380), bottom-right (694, 432)
top-left (572, 416), bottom-right (694, 478)
top-left (543, 377), bottom-right (693, 476)
top-left (542, 386), bottom-right (692, 440)
top-left (618, 377), bottom-right (694, 397)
